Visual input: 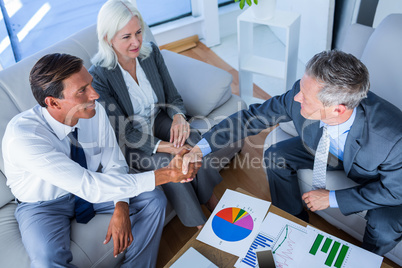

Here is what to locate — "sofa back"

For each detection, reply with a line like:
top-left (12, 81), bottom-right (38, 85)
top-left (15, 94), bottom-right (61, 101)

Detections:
top-left (342, 14), bottom-right (402, 111)
top-left (360, 14), bottom-right (402, 110)
top-left (0, 25), bottom-right (98, 208)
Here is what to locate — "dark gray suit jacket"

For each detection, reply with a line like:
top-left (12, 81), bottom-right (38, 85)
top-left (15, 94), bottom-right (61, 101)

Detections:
top-left (89, 42), bottom-right (186, 156)
top-left (204, 80), bottom-right (402, 216)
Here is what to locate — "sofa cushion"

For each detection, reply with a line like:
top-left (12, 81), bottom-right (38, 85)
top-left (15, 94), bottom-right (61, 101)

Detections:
top-left (0, 203), bottom-right (30, 268)
top-left (0, 171), bottom-right (13, 209)
top-left (161, 49), bottom-right (232, 117)
top-left (189, 94), bottom-right (247, 134)
top-left (70, 214), bottom-right (124, 267)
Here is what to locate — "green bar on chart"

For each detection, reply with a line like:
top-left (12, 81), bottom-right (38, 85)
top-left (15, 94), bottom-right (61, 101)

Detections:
top-left (325, 241), bottom-right (341, 266)
top-left (309, 234), bottom-right (324, 255)
top-left (334, 245), bottom-right (349, 268)
top-left (321, 238), bottom-right (332, 253)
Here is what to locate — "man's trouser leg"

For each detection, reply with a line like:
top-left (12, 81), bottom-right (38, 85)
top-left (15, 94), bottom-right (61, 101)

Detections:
top-left (264, 137), bottom-right (315, 216)
top-left (15, 194), bottom-right (76, 268)
top-left (363, 205), bottom-right (402, 256)
top-left (94, 188), bottom-right (167, 268)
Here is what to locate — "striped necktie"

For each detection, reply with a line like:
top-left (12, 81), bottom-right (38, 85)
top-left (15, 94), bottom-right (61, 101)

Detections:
top-left (312, 125), bottom-right (330, 190)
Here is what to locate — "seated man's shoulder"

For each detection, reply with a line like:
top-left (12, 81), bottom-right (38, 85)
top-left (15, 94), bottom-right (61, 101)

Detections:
top-left (362, 92), bottom-right (402, 140)
top-left (6, 105), bottom-right (44, 132)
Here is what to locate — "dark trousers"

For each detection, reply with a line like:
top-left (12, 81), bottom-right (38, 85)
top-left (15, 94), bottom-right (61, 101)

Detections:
top-left (264, 136), bottom-right (402, 255)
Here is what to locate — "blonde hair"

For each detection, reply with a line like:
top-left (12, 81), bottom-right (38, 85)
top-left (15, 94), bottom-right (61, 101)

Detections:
top-left (91, 0), bottom-right (151, 69)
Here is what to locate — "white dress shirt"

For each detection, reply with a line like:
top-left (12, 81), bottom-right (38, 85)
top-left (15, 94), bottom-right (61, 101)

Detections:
top-left (320, 108), bottom-right (356, 161)
top-left (2, 102), bottom-right (155, 204)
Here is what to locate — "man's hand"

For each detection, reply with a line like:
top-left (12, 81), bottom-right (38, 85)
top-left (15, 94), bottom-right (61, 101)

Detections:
top-left (104, 202), bottom-right (133, 258)
top-left (170, 114), bottom-right (190, 148)
top-left (182, 145), bottom-right (203, 175)
top-left (154, 149), bottom-right (202, 185)
top-left (302, 189), bottom-right (330, 212)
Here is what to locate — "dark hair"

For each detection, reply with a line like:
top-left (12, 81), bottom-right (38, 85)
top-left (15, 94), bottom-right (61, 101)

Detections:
top-left (305, 50), bottom-right (370, 109)
top-left (30, 53), bottom-right (84, 107)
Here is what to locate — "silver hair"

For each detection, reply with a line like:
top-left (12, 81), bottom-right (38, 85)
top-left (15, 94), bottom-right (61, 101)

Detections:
top-left (305, 50), bottom-right (370, 109)
top-left (91, 0), bottom-right (151, 69)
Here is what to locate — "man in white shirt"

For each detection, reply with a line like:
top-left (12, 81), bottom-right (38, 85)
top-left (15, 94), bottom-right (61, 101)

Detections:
top-left (2, 53), bottom-right (200, 268)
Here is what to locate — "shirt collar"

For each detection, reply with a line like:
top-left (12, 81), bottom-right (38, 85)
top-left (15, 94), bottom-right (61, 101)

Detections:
top-left (117, 58), bottom-right (142, 76)
top-left (41, 107), bottom-right (80, 140)
top-left (320, 108), bottom-right (356, 139)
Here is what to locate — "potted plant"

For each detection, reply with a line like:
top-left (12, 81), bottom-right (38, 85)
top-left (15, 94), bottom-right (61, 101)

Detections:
top-left (235, 0), bottom-right (258, 10)
top-left (235, 0), bottom-right (276, 20)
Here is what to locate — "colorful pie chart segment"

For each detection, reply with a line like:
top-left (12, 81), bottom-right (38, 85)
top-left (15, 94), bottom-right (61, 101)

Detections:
top-left (212, 207), bottom-right (254, 242)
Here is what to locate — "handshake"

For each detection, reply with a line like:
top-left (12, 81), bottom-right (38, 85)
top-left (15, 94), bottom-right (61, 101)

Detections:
top-left (154, 147), bottom-right (203, 186)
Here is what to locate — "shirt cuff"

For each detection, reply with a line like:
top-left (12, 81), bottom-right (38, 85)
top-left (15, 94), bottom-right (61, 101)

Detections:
top-left (133, 170), bottom-right (156, 195)
top-left (329, 190), bottom-right (339, 208)
top-left (153, 140), bottom-right (162, 155)
top-left (197, 138), bottom-right (212, 157)
top-left (114, 199), bottom-right (129, 206)
top-left (175, 113), bottom-right (186, 120)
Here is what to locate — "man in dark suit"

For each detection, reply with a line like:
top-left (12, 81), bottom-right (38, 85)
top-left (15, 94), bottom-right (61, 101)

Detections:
top-left (182, 50), bottom-right (402, 256)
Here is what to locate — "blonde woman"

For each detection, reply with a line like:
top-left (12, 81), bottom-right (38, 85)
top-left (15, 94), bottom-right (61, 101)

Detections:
top-left (90, 0), bottom-right (220, 228)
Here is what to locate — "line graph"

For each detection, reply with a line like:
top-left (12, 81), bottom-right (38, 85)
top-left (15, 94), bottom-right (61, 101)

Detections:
top-left (271, 224), bottom-right (307, 268)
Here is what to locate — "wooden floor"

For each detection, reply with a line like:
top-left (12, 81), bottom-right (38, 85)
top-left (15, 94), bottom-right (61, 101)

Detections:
top-left (156, 41), bottom-right (398, 267)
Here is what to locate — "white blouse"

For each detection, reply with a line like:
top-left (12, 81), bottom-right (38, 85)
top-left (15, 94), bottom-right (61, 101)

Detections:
top-left (118, 58), bottom-right (159, 135)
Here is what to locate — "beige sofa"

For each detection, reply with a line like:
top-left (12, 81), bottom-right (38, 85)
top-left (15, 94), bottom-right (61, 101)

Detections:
top-left (0, 24), bottom-right (246, 267)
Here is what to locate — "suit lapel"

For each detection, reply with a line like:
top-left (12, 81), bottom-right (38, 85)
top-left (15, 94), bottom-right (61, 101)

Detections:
top-left (138, 55), bottom-right (165, 104)
top-left (106, 66), bottom-right (135, 116)
top-left (343, 105), bottom-right (365, 175)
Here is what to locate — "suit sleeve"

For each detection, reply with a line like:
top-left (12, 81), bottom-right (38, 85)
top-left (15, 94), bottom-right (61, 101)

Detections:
top-left (336, 138), bottom-right (402, 215)
top-left (151, 42), bottom-right (187, 119)
top-left (89, 66), bottom-right (160, 156)
top-left (203, 81), bottom-right (298, 152)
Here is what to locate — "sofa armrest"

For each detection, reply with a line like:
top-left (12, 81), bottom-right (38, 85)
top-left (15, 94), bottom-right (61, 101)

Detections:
top-left (0, 171), bottom-right (14, 209)
top-left (160, 49), bottom-right (232, 117)
top-left (340, 23), bottom-right (374, 59)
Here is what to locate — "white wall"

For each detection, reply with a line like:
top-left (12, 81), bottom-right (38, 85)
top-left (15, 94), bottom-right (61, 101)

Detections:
top-left (274, 0), bottom-right (335, 64)
top-left (373, 0), bottom-right (402, 27)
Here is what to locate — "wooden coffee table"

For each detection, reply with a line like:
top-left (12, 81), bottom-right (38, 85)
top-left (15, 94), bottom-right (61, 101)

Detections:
top-left (164, 189), bottom-right (391, 268)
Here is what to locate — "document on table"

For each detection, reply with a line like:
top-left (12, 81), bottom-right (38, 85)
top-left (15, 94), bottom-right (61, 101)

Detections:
top-left (235, 212), bottom-right (383, 268)
top-left (197, 189), bottom-right (271, 258)
top-left (170, 247), bottom-right (218, 268)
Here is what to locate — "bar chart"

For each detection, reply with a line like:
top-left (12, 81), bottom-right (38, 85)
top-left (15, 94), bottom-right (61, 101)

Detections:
top-left (302, 226), bottom-right (382, 268)
top-left (235, 213), bottom-right (383, 268)
top-left (309, 233), bottom-right (350, 267)
top-left (240, 233), bottom-right (274, 267)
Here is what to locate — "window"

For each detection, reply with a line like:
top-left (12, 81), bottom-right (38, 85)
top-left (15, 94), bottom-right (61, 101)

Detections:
top-left (0, 0), bottom-right (194, 69)
top-left (218, 0), bottom-right (233, 6)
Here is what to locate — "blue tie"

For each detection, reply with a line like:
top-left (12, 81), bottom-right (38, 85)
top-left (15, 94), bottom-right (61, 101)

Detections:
top-left (70, 128), bottom-right (95, 224)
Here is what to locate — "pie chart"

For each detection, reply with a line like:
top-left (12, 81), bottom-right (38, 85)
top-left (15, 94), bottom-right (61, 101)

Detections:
top-left (211, 207), bottom-right (254, 242)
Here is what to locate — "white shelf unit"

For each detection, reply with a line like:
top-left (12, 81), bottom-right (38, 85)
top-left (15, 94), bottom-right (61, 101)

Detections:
top-left (237, 9), bottom-right (300, 106)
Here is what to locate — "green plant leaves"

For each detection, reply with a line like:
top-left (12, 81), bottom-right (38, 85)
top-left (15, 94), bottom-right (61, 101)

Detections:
top-left (240, 0), bottom-right (245, 9)
top-left (236, 0), bottom-right (257, 9)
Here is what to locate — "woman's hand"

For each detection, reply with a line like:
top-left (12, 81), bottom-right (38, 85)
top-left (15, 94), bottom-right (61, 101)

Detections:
top-left (170, 114), bottom-right (190, 148)
top-left (157, 141), bottom-right (192, 155)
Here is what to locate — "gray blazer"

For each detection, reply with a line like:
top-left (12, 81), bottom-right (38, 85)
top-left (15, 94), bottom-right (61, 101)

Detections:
top-left (203, 80), bottom-right (402, 216)
top-left (89, 42), bottom-right (186, 155)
